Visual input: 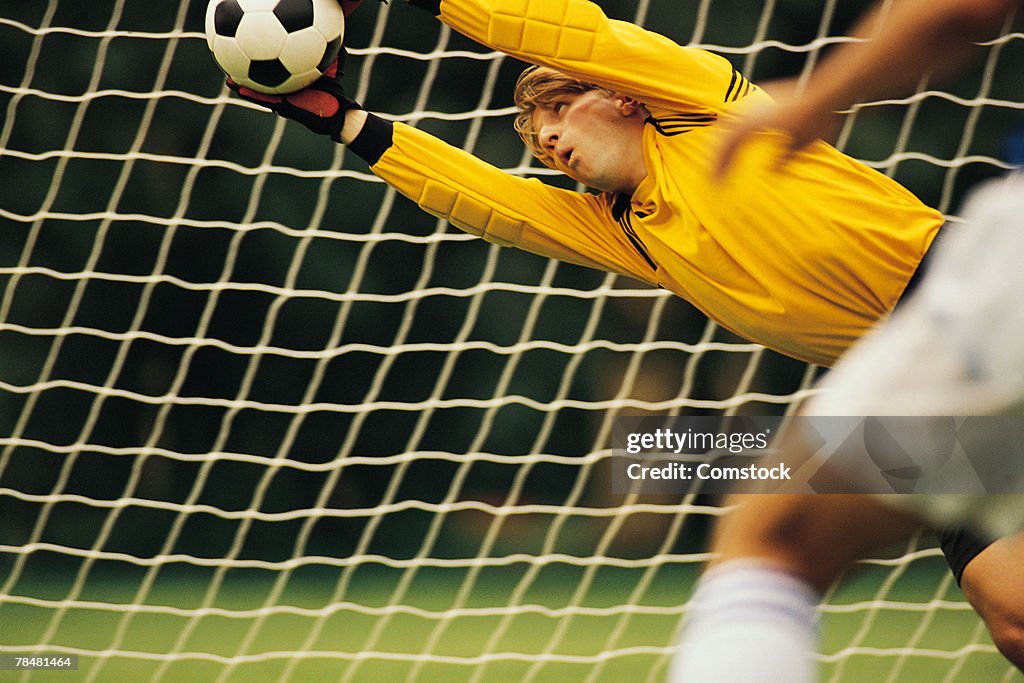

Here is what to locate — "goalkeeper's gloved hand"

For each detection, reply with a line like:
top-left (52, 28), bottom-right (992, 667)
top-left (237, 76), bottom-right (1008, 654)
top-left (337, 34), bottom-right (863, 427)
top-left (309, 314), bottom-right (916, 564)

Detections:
top-left (227, 55), bottom-right (361, 143)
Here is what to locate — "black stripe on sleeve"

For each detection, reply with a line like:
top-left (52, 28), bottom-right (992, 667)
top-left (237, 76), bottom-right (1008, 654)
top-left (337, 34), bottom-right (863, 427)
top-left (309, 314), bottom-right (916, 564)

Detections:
top-left (724, 69), bottom-right (740, 102)
top-left (725, 69), bottom-right (756, 102)
top-left (347, 112), bottom-right (394, 166)
top-left (612, 194), bottom-right (658, 271)
top-left (645, 114), bottom-right (717, 137)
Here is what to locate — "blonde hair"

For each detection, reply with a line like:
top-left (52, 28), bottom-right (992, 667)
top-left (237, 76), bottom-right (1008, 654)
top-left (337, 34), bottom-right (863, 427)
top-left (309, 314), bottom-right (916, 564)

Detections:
top-left (513, 65), bottom-right (612, 166)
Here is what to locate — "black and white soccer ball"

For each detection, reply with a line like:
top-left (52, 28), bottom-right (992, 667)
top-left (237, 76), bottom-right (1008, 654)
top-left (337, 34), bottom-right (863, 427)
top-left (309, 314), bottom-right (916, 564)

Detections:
top-left (205, 0), bottom-right (345, 94)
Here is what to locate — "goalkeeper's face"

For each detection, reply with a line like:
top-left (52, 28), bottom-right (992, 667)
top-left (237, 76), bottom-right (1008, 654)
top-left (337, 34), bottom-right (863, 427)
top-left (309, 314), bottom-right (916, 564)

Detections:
top-left (533, 90), bottom-right (648, 194)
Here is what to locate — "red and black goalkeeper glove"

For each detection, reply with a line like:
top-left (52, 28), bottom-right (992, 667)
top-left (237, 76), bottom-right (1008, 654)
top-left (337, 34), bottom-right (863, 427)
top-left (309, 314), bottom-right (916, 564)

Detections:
top-left (227, 56), bottom-right (361, 143)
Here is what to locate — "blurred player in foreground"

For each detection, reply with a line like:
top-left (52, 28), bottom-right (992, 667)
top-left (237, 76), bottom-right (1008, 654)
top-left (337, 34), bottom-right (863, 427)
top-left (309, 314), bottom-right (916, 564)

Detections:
top-left (674, 0), bottom-right (1024, 680)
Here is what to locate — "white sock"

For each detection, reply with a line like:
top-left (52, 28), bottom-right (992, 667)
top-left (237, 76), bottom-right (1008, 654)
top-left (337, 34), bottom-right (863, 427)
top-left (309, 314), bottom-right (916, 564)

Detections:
top-left (670, 560), bottom-right (820, 683)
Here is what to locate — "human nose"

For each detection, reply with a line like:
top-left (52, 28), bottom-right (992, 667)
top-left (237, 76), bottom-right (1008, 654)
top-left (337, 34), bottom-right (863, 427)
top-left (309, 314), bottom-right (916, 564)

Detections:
top-left (538, 123), bottom-right (559, 151)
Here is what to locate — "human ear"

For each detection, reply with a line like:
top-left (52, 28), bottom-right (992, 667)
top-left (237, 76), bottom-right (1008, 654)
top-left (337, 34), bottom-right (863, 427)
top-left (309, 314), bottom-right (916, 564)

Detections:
top-left (617, 96), bottom-right (643, 116)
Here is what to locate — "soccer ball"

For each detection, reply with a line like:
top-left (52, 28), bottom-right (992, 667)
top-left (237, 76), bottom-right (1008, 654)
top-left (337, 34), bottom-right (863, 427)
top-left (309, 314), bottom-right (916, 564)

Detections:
top-left (205, 0), bottom-right (345, 94)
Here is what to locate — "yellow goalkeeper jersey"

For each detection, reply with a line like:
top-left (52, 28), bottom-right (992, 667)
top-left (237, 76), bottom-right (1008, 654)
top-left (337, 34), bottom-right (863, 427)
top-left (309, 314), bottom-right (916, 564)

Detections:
top-left (351, 0), bottom-right (943, 366)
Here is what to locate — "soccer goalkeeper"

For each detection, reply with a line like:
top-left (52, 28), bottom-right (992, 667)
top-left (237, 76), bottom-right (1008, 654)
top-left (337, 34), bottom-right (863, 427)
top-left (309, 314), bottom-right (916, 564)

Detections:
top-left (235, 0), bottom-right (942, 368)
top-left (673, 0), bottom-right (1024, 680)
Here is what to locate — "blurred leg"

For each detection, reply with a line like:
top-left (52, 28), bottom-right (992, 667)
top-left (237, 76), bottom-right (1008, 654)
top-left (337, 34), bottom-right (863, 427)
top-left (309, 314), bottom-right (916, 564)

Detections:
top-left (710, 492), bottom-right (922, 591)
top-left (671, 493), bottom-right (921, 682)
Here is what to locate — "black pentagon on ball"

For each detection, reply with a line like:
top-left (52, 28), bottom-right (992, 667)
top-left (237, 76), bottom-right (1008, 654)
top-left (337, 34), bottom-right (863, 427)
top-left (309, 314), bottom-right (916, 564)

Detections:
top-left (274, 0), bottom-right (315, 33)
top-left (318, 36), bottom-right (342, 72)
top-left (249, 58), bottom-right (293, 88)
top-left (214, 0), bottom-right (244, 37)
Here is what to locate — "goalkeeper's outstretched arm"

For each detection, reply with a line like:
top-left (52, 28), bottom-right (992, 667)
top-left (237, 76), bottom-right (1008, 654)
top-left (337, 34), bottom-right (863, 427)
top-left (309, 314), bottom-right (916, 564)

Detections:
top-left (229, 51), bottom-right (650, 281)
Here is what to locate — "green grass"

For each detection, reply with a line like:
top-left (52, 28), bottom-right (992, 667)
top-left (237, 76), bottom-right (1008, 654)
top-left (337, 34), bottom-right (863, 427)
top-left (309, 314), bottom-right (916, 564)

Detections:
top-left (1, 559), bottom-right (1018, 682)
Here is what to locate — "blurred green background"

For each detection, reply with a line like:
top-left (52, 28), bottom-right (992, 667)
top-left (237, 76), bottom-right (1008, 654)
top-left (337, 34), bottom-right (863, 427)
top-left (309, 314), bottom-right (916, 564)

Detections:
top-left (1, 1), bottom-right (1022, 681)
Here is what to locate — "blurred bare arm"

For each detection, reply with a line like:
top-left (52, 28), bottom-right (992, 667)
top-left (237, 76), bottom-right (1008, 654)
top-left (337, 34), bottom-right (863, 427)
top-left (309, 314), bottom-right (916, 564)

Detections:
top-left (715, 0), bottom-right (1017, 177)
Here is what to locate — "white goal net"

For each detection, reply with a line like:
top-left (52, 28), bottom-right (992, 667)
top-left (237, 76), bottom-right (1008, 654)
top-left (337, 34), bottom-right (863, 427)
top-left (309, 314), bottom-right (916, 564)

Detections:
top-left (1, 1), bottom-right (1022, 681)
